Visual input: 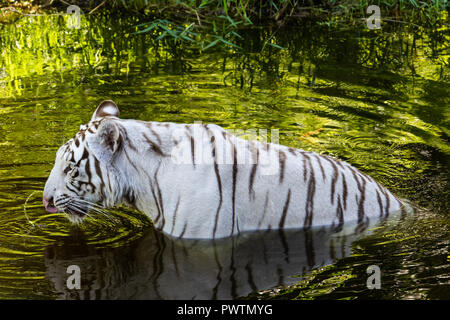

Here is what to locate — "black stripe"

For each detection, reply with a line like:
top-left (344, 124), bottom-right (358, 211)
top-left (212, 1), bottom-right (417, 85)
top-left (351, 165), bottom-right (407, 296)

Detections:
top-left (341, 172), bottom-right (348, 210)
top-left (211, 244), bottom-right (223, 300)
top-left (63, 165), bottom-right (71, 175)
top-left (66, 183), bottom-right (81, 196)
top-left (212, 162), bottom-right (223, 238)
top-left (178, 222), bottom-right (187, 239)
top-left (143, 133), bottom-right (166, 157)
top-left (170, 196), bottom-right (181, 235)
top-left (288, 147), bottom-right (297, 156)
top-left (316, 155), bottom-right (326, 181)
top-left (334, 159), bottom-right (346, 170)
top-left (117, 124), bottom-right (137, 152)
top-left (322, 155), bottom-right (338, 205)
top-left (54, 197), bottom-right (71, 207)
top-left (80, 147), bottom-right (90, 161)
top-left (329, 238), bottom-right (336, 261)
top-left (146, 122), bottom-right (162, 145)
top-left (144, 167), bottom-right (163, 227)
top-left (383, 187), bottom-right (391, 218)
top-left (123, 148), bottom-right (140, 173)
top-left (278, 189), bottom-right (291, 228)
top-left (231, 136), bottom-right (238, 236)
top-left (374, 180), bottom-right (390, 218)
top-left (357, 174), bottom-right (367, 225)
top-left (190, 135), bottom-right (195, 167)
top-left (358, 170), bottom-right (375, 183)
top-left (376, 189), bottom-right (384, 218)
top-left (150, 183), bottom-right (162, 225)
top-left (279, 230), bottom-right (290, 263)
top-left (154, 165), bottom-right (165, 229)
top-left (248, 142), bottom-right (259, 200)
top-left (276, 267), bottom-right (284, 287)
top-left (79, 130), bottom-right (86, 141)
top-left (279, 150), bottom-right (286, 184)
top-left (206, 129), bottom-right (223, 238)
top-left (124, 191), bottom-right (136, 208)
top-left (93, 156), bottom-right (105, 199)
top-left (92, 120), bottom-right (102, 129)
top-left (303, 155), bottom-right (316, 230)
top-left (348, 166), bottom-right (362, 191)
top-left (302, 156), bottom-right (308, 182)
top-left (244, 262), bottom-right (258, 292)
top-left (69, 151), bottom-right (75, 163)
top-left (348, 166), bottom-right (365, 223)
top-left (170, 241), bottom-right (180, 278)
top-left (150, 232), bottom-right (165, 299)
top-left (334, 195), bottom-right (344, 232)
top-left (229, 245), bottom-right (237, 298)
top-left (84, 157), bottom-right (94, 192)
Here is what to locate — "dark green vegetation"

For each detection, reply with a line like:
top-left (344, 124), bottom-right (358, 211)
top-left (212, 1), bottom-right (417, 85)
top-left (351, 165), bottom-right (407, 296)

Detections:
top-left (0, 2), bottom-right (448, 299)
top-left (2, 0), bottom-right (448, 24)
top-left (1, 1), bottom-right (448, 50)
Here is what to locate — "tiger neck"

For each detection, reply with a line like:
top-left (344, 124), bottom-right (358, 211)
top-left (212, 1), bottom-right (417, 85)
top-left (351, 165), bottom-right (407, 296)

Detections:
top-left (113, 120), bottom-right (176, 218)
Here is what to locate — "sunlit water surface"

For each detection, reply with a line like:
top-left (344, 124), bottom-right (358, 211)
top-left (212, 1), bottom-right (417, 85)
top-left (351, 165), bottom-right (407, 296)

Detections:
top-left (0, 14), bottom-right (448, 299)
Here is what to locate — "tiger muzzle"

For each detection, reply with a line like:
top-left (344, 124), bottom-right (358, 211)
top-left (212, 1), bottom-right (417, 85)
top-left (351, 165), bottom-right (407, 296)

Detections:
top-left (43, 197), bottom-right (59, 213)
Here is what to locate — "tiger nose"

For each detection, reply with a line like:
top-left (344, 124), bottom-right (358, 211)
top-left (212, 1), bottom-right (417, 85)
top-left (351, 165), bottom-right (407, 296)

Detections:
top-left (43, 196), bottom-right (58, 213)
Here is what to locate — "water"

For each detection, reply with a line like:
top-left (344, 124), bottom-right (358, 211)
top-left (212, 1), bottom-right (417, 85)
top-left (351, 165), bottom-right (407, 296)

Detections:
top-left (0, 14), bottom-right (448, 299)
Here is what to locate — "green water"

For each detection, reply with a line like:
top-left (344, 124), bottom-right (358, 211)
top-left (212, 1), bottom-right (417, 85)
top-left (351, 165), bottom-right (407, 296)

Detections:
top-left (0, 14), bottom-right (448, 299)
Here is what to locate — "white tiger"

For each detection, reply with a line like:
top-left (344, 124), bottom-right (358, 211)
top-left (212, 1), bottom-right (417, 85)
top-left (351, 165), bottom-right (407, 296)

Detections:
top-left (43, 100), bottom-right (405, 239)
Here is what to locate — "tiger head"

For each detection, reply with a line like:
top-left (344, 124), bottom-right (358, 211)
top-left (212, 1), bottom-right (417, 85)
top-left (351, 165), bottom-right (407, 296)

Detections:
top-left (43, 100), bottom-right (125, 223)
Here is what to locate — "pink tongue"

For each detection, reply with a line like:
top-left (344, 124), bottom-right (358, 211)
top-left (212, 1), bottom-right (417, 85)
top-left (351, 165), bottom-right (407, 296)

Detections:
top-left (43, 198), bottom-right (58, 213)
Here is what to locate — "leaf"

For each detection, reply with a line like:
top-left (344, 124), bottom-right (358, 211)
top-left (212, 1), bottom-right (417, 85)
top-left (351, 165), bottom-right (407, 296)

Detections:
top-left (133, 25), bottom-right (156, 34)
top-left (179, 23), bottom-right (195, 37)
top-left (159, 24), bottom-right (178, 38)
top-left (218, 37), bottom-right (241, 49)
top-left (230, 31), bottom-right (243, 39)
top-left (222, 0), bottom-right (228, 15)
top-left (155, 31), bottom-right (167, 41)
top-left (203, 39), bottom-right (220, 50)
top-left (180, 34), bottom-right (194, 42)
top-left (268, 42), bottom-right (286, 50)
top-left (225, 15), bottom-right (238, 28)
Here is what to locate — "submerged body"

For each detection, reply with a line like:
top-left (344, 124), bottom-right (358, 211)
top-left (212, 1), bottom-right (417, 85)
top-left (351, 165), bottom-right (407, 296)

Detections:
top-left (43, 101), bottom-right (403, 239)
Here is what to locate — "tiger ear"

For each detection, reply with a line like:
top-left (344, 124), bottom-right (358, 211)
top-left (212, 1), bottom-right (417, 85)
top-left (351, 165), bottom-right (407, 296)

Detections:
top-left (91, 100), bottom-right (120, 121)
top-left (87, 120), bottom-right (122, 161)
top-left (96, 120), bottom-right (121, 154)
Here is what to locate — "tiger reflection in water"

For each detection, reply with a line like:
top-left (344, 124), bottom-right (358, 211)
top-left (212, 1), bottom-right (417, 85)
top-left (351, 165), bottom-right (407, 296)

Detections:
top-left (44, 219), bottom-right (404, 300)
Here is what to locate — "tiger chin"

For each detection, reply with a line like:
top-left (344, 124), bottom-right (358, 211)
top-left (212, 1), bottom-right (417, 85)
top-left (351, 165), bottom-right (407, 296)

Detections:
top-left (43, 100), bottom-right (410, 238)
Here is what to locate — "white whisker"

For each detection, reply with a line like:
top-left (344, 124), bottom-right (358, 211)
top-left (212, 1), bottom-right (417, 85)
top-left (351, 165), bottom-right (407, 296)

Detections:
top-left (70, 198), bottom-right (118, 225)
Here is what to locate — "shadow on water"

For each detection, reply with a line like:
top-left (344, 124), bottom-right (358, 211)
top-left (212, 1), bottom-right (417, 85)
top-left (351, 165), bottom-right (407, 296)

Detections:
top-left (44, 223), bottom-right (372, 300)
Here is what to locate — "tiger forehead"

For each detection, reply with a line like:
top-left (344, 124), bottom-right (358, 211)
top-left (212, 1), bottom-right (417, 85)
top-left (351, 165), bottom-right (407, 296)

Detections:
top-left (72, 119), bottom-right (103, 144)
top-left (78, 119), bottom-right (103, 135)
top-left (61, 120), bottom-right (103, 161)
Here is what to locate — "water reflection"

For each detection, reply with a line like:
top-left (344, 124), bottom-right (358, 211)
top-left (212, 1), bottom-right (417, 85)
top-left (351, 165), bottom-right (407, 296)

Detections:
top-left (45, 224), bottom-right (370, 300)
